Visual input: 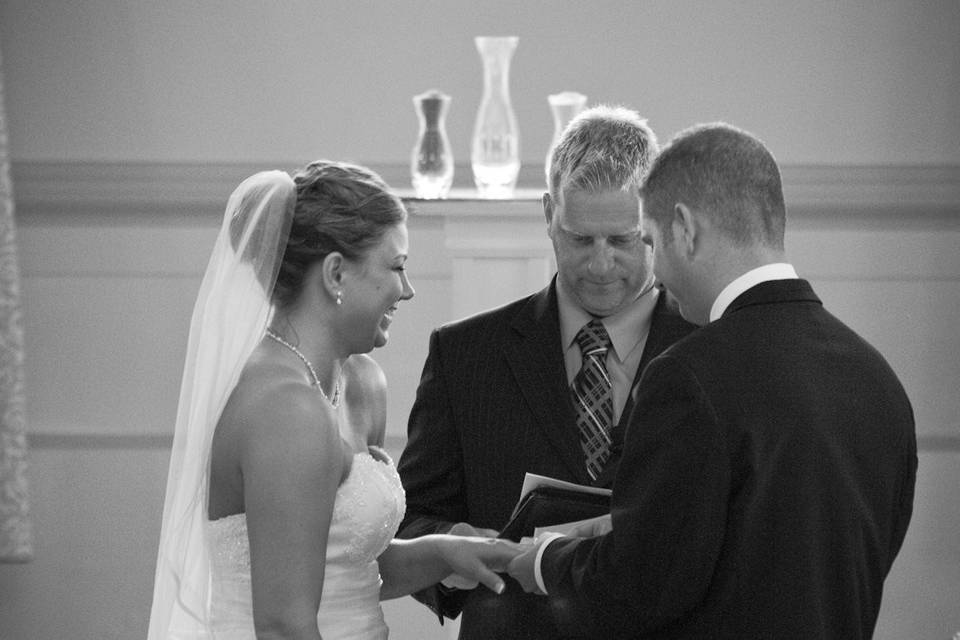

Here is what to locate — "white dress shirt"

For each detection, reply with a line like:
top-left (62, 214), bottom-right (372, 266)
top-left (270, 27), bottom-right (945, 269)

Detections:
top-left (556, 280), bottom-right (659, 424)
top-left (709, 263), bottom-right (799, 322)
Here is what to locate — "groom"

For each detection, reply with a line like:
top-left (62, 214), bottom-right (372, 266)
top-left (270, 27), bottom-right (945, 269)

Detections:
top-left (508, 122), bottom-right (918, 638)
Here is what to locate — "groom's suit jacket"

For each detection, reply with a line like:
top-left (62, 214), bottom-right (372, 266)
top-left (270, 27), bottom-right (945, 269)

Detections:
top-left (397, 278), bottom-right (694, 639)
top-left (539, 279), bottom-right (917, 639)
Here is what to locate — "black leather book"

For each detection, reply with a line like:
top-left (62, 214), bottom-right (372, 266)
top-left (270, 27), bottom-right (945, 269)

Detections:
top-left (498, 485), bottom-right (611, 542)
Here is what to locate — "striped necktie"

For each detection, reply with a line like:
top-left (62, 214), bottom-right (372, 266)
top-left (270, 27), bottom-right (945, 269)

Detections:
top-left (571, 319), bottom-right (614, 480)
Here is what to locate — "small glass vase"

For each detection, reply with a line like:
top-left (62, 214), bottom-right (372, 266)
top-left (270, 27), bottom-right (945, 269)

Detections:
top-left (411, 90), bottom-right (454, 199)
top-left (471, 36), bottom-right (520, 199)
top-left (545, 91), bottom-right (587, 179)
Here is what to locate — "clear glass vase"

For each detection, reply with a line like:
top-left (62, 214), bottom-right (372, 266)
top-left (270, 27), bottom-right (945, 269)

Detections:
top-left (545, 91), bottom-right (587, 179)
top-left (411, 89), bottom-right (454, 199)
top-left (471, 36), bottom-right (520, 199)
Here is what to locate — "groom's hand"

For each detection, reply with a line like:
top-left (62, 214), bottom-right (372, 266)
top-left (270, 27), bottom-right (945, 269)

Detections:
top-left (506, 535), bottom-right (554, 595)
top-left (441, 522), bottom-right (501, 589)
top-left (439, 537), bottom-right (525, 595)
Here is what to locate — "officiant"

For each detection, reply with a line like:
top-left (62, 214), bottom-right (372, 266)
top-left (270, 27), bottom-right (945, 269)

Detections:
top-left (396, 105), bottom-right (694, 639)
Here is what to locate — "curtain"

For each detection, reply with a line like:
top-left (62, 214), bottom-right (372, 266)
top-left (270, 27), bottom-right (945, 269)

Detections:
top-left (0, 40), bottom-right (33, 563)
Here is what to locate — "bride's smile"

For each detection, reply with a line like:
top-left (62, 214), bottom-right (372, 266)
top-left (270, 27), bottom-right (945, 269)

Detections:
top-left (347, 222), bottom-right (415, 351)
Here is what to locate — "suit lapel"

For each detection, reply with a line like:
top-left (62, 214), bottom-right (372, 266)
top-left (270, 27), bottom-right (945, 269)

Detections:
top-left (504, 282), bottom-right (595, 486)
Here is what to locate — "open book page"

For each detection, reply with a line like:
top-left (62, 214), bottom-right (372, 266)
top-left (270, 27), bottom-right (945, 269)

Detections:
top-left (511, 471), bottom-right (613, 518)
top-left (532, 513), bottom-right (612, 538)
top-left (513, 472), bottom-right (612, 517)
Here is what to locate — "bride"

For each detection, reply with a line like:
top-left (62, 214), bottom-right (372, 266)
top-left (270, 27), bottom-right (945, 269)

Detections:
top-left (148, 161), bottom-right (521, 639)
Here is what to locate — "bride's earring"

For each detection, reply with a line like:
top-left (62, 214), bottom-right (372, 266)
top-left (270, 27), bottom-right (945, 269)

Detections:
top-left (336, 290), bottom-right (343, 306)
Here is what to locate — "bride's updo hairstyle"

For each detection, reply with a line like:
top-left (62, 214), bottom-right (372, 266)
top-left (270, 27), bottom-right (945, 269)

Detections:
top-left (273, 160), bottom-right (408, 310)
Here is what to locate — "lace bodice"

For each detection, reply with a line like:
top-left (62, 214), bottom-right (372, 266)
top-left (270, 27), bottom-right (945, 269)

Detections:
top-left (207, 446), bottom-right (405, 639)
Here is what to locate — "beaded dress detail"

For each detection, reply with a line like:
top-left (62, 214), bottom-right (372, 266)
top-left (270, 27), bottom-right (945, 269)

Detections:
top-left (207, 446), bottom-right (405, 639)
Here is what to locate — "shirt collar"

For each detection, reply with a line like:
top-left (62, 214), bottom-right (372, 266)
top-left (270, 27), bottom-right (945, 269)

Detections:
top-left (557, 278), bottom-right (660, 362)
top-left (709, 263), bottom-right (799, 322)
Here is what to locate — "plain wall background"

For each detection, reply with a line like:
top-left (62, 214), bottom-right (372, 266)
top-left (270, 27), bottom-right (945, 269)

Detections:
top-left (1, 0), bottom-right (959, 167)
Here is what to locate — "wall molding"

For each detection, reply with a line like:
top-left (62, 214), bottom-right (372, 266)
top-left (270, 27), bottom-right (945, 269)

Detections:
top-left (25, 430), bottom-right (960, 453)
top-left (26, 430), bottom-right (412, 453)
top-left (11, 161), bottom-right (960, 221)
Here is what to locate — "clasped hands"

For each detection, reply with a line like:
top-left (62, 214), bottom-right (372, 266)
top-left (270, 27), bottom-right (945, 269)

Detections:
top-left (441, 515), bottom-right (611, 595)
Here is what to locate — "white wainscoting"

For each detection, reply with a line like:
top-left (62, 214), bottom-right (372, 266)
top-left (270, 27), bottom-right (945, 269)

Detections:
top-left (4, 161), bottom-right (959, 639)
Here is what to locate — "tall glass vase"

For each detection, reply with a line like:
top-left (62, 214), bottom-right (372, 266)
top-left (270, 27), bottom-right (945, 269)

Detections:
top-left (471, 36), bottom-right (520, 199)
top-left (411, 90), bottom-right (454, 199)
top-left (545, 91), bottom-right (587, 179)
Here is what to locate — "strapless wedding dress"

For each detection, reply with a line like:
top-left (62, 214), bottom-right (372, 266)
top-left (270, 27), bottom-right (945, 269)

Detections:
top-left (207, 447), bottom-right (405, 638)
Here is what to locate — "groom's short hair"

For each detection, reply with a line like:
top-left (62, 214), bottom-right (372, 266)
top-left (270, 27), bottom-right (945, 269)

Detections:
top-left (640, 122), bottom-right (786, 249)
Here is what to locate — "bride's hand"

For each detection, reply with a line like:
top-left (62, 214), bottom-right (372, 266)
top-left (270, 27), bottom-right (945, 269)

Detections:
top-left (439, 522), bottom-right (501, 589)
top-left (447, 521), bottom-right (500, 539)
top-left (437, 536), bottom-right (528, 595)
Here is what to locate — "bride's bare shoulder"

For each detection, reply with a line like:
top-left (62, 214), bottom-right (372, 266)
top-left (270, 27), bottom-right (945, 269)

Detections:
top-left (341, 354), bottom-right (388, 447)
top-left (342, 354), bottom-right (387, 413)
top-left (213, 348), bottom-right (347, 506)
top-left (343, 353), bottom-right (386, 392)
top-left (221, 350), bottom-right (338, 448)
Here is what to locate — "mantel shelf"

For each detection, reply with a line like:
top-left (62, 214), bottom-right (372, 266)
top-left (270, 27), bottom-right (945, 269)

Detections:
top-left (399, 187), bottom-right (543, 202)
top-left (11, 162), bottom-right (960, 224)
top-left (400, 188), bottom-right (544, 218)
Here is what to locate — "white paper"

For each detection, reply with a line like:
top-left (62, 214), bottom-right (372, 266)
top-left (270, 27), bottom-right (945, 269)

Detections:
top-left (533, 513), bottom-right (612, 538)
top-left (517, 472), bottom-right (612, 504)
top-left (509, 472), bottom-right (612, 521)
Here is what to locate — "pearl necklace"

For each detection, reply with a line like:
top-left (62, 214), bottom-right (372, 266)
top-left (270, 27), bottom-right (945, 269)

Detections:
top-left (265, 329), bottom-right (342, 408)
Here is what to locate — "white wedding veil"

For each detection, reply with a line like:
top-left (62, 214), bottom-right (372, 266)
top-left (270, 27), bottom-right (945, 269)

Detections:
top-left (148, 170), bottom-right (296, 638)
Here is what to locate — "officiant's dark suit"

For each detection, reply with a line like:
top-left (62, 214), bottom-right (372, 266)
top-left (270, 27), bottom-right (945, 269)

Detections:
top-left (398, 281), bottom-right (693, 638)
top-left (510, 123), bottom-right (917, 639)
top-left (397, 107), bottom-right (695, 639)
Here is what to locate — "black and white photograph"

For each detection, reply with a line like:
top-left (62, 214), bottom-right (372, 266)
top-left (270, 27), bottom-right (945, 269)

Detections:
top-left (0, 2), bottom-right (957, 638)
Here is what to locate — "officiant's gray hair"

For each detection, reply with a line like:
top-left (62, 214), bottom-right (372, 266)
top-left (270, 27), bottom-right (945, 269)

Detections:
top-left (546, 104), bottom-right (659, 204)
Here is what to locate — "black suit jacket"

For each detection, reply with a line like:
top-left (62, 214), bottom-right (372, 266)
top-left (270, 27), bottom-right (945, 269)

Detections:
top-left (397, 279), bottom-right (694, 639)
top-left (540, 279), bottom-right (918, 639)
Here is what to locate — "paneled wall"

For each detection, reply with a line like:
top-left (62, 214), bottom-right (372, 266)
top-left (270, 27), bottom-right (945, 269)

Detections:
top-left (1, 161), bottom-right (957, 639)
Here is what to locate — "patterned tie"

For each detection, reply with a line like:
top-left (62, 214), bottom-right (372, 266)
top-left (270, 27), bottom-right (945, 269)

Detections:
top-left (571, 320), bottom-right (614, 480)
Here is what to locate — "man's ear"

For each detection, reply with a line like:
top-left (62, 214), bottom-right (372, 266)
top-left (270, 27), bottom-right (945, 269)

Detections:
top-left (542, 192), bottom-right (554, 227)
top-left (673, 203), bottom-right (698, 257)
